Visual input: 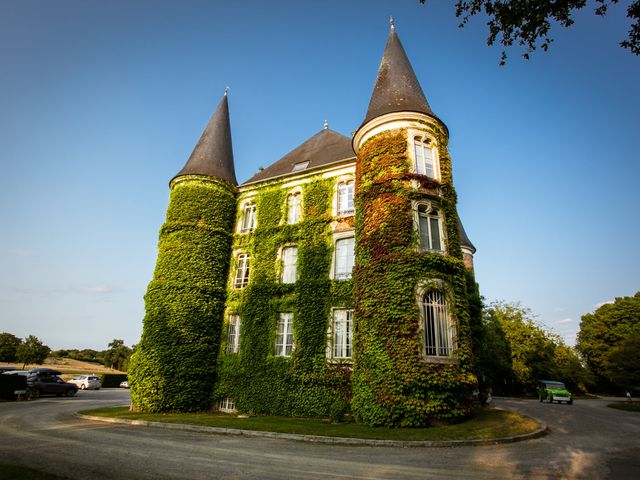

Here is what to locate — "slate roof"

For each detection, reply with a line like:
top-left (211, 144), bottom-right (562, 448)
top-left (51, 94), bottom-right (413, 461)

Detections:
top-left (243, 127), bottom-right (355, 185)
top-left (173, 94), bottom-right (238, 186)
top-left (362, 26), bottom-right (438, 125)
top-left (458, 218), bottom-right (476, 253)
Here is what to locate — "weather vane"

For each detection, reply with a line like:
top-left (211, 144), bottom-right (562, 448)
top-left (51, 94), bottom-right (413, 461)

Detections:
top-left (324, 119), bottom-right (328, 129)
top-left (390, 16), bottom-right (395, 30)
top-left (224, 86), bottom-right (230, 96)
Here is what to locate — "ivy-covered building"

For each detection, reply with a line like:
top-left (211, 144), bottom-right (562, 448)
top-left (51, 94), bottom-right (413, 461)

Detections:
top-left (130, 23), bottom-right (480, 427)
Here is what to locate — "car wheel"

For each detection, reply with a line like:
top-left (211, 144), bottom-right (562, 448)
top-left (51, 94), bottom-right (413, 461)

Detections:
top-left (80, 384), bottom-right (86, 390)
top-left (66, 389), bottom-right (76, 397)
top-left (568, 399), bottom-right (573, 405)
top-left (28, 388), bottom-right (40, 400)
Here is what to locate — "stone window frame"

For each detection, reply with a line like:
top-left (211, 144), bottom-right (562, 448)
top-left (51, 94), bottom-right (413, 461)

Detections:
top-left (410, 131), bottom-right (441, 181)
top-left (285, 188), bottom-right (303, 225)
top-left (232, 252), bottom-right (250, 289)
top-left (326, 308), bottom-right (354, 361)
top-left (238, 200), bottom-right (257, 234)
top-left (226, 315), bottom-right (241, 354)
top-left (415, 279), bottom-right (458, 364)
top-left (275, 312), bottom-right (294, 357)
top-left (412, 199), bottom-right (446, 254)
top-left (278, 244), bottom-right (298, 284)
top-left (330, 230), bottom-right (355, 280)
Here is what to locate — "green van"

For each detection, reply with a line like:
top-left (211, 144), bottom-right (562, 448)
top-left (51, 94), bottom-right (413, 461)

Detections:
top-left (537, 380), bottom-right (573, 404)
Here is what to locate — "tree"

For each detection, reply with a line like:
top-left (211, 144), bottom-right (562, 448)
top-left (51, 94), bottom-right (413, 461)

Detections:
top-left (0, 332), bottom-right (22, 362)
top-left (103, 339), bottom-right (132, 371)
top-left (577, 292), bottom-right (640, 392)
top-left (15, 335), bottom-right (50, 369)
top-left (420, 1), bottom-right (640, 64)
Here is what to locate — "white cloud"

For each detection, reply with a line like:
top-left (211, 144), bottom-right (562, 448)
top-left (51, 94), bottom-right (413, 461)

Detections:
top-left (557, 318), bottom-right (574, 324)
top-left (8, 248), bottom-right (34, 257)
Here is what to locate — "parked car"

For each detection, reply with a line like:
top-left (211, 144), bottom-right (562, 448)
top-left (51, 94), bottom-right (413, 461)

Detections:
top-left (26, 373), bottom-right (78, 397)
top-left (2, 370), bottom-right (30, 376)
top-left (68, 374), bottom-right (101, 390)
top-left (119, 380), bottom-right (129, 389)
top-left (537, 380), bottom-right (573, 404)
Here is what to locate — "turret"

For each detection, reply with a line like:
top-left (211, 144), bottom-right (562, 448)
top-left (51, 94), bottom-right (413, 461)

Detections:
top-left (129, 92), bottom-right (238, 412)
top-left (351, 20), bottom-right (477, 426)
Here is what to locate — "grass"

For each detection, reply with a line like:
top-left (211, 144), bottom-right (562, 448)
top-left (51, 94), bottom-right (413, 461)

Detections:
top-left (79, 406), bottom-right (540, 441)
top-left (607, 401), bottom-right (640, 413)
top-left (0, 464), bottom-right (71, 480)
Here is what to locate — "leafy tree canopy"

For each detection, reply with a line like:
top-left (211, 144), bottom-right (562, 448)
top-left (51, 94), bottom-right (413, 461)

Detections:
top-left (577, 292), bottom-right (640, 392)
top-left (15, 335), bottom-right (50, 369)
top-left (0, 332), bottom-right (22, 362)
top-left (420, 0), bottom-right (640, 64)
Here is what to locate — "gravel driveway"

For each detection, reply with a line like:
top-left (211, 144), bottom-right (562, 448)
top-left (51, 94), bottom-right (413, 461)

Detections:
top-left (1, 390), bottom-right (638, 479)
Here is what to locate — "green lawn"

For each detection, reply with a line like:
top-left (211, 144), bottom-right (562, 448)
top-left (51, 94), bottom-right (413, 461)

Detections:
top-left (0, 464), bottom-right (71, 480)
top-left (79, 406), bottom-right (540, 441)
top-left (607, 402), bottom-right (640, 413)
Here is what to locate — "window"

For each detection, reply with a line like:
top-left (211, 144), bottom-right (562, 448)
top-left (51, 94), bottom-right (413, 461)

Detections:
top-left (233, 254), bottom-right (250, 289)
top-left (334, 236), bottom-right (355, 280)
top-left (281, 246), bottom-right (298, 283)
top-left (422, 291), bottom-right (455, 357)
top-left (227, 315), bottom-right (241, 353)
top-left (287, 192), bottom-right (301, 224)
top-left (417, 204), bottom-right (443, 252)
top-left (219, 397), bottom-right (236, 413)
top-left (275, 313), bottom-right (294, 356)
top-left (329, 309), bottom-right (353, 359)
top-left (414, 139), bottom-right (435, 178)
top-left (292, 161), bottom-right (309, 172)
top-left (240, 202), bottom-right (256, 233)
top-left (337, 180), bottom-right (355, 216)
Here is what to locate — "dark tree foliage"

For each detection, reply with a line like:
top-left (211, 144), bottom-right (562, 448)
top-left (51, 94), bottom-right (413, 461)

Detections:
top-left (103, 339), bottom-right (133, 371)
top-left (420, 0), bottom-right (640, 63)
top-left (16, 335), bottom-right (50, 369)
top-left (0, 332), bottom-right (22, 362)
top-left (577, 292), bottom-right (640, 392)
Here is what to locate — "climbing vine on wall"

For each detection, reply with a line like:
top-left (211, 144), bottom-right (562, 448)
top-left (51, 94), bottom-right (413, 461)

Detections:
top-left (129, 177), bottom-right (237, 412)
top-left (351, 128), bottom-right (477, 427)
top-left (214, 177), bottom-right (353, 417)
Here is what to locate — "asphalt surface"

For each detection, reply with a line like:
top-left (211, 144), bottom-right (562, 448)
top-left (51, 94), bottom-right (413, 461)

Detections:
top-left (1, 390), bottom-right (639, 479)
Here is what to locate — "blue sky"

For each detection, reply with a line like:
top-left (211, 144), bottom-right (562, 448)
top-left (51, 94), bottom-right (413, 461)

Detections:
top-left (1, 0), bottom-right (638, 350)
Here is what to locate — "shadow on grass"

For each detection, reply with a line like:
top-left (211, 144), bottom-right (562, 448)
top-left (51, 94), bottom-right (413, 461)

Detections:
top-left (0, 464), bottom-right (71, 480)
top-left (79, 406), bottom-right (540, 441)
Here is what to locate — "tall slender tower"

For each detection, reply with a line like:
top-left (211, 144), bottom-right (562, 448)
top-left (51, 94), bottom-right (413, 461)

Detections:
top-left (351, 22), bottom-right (477, 426)
top-left (129, 93), bottom-right (238, 412)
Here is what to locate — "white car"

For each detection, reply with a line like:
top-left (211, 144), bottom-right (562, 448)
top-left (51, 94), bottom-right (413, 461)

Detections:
top-left (68, 374), bottom-right (101, 390)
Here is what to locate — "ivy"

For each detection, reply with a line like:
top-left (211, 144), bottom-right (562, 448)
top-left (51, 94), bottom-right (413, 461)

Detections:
top-left (129, 177), bottom-right (237, 412)
top-left (352, 129), bottom-right (477, 427)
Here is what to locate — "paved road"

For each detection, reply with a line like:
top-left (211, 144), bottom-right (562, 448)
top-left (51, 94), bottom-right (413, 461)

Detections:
top-left (1, 390), bottom-right (639, 479)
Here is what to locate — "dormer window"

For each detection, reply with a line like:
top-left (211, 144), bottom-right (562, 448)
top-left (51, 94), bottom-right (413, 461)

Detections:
top-left (240, 202), bottom-right (256, 233)
top-left (417, 203), bottom-right (443, 252)
top-left (414, 138), bottom-right (435, 178)
top-left (292, 161), bottom-right (309, 172)
top-left (287, 192), bottom-right (301, 224)
top-left (337, 180), bottom-right (355, 216)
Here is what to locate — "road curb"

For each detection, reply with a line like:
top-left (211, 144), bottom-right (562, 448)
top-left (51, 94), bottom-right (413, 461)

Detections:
top-left (76, 413), bottom-right (548, 448)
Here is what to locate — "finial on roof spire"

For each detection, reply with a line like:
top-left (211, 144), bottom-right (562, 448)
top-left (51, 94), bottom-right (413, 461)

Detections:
top-left (324, 119), bottom-right (328, 129)
top-left (390, 16), bottom-right (395, 30)
top-left (224, 86), bottom-right (230, 96)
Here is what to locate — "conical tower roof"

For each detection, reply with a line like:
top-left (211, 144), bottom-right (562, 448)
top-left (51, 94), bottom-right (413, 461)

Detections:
top-left (458, 218), bottom-right (476, 253)
top-left (173, 93), bottom-right (237, 186)
top-left (363, 23), bottom-right (437, 125)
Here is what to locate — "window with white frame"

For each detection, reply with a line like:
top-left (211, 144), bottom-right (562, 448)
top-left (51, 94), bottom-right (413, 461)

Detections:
top-left (422, 290), bottom-right (455, 357)
top-left (337, 180), bottom-right (355, 216)
top-left (334, 236), bottom-right (355, 280)
top-left (329, 309), bottom-right (353, 359)
top-left (281, 246), bottom-right (298, 284)
top-left (414, 138), bottom-right (436, 178)
top-left (240, 202), bottom-right (256, 233)
top-left (218, 397), bottom-right (236, 413)
top-left (227, 315), bottom-right (241, 353)
top-left (417, 204), bottom-right (443, 252)
top-left (233, 254), bottom-right (250, 289)
top-left (287, 192), bottom-right (301, 224)
top-left (275, 313), bottom-right (294, 356)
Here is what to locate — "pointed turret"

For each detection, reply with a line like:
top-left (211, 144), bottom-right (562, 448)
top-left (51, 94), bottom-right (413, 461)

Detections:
top-left (173, 92), bottom-right (237, 186)
top-left (362, 21), bottom-right (437, 125)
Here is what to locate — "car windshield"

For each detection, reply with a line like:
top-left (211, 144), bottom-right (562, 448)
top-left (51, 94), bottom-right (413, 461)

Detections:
top-left (545, 382), bottom-right (566, 390)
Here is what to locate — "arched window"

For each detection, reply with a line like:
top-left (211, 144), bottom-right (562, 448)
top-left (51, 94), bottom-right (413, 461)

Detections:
top-left (227, 315), bottom-right (241, 353)
top-left (287, 192), bottom-right (301, 224)
top-left (233, 254), bottom-right (250, 289)
top-left (417, 203), bottom-right (443, 252)
top-left (414, 138), bottom-right (435, 178)
top-left (337, 180), bottom-right (355, 216)
top-left (333, 236), bottom-right (355, 280)
top-left (240, 202), bottom-right (256, 233)
top-left (422, 290), bottom-right (455, 357)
